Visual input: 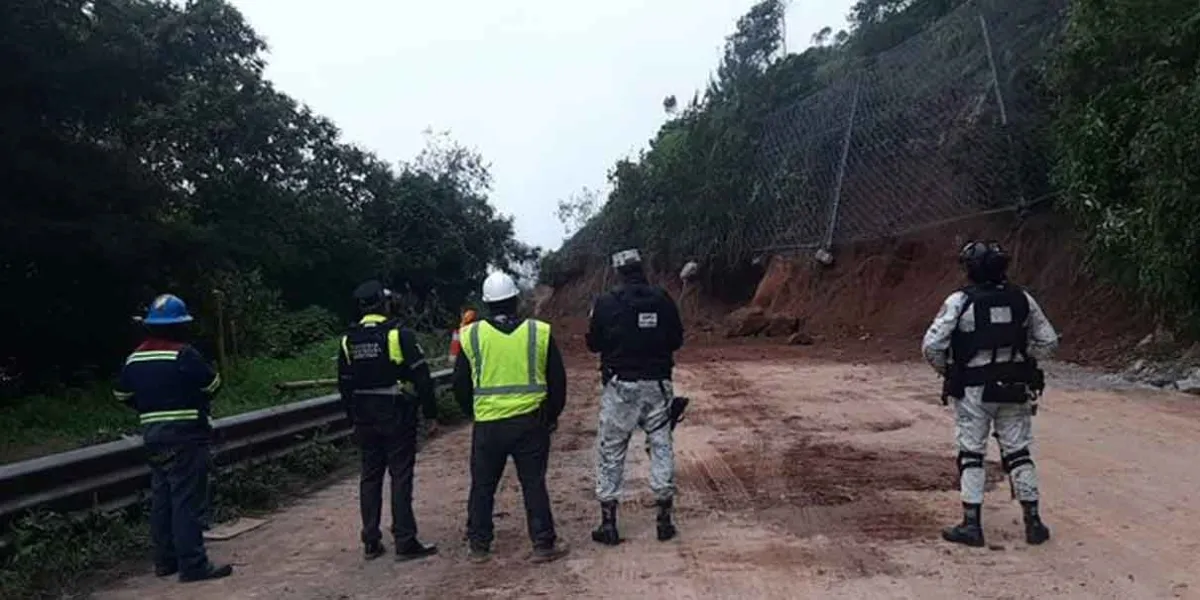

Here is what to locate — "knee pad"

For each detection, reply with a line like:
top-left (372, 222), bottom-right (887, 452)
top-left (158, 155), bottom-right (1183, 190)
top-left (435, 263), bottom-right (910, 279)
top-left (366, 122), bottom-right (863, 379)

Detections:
top-left (957, 450), bottom-right (985, 474)
top-left (1002, 447), bottom-right (1034, 473)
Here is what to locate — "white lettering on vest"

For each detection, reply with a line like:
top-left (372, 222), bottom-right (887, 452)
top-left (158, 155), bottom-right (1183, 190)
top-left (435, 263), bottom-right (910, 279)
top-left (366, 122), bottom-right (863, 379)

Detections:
top-left (638, 313), bottom-right (659, 329)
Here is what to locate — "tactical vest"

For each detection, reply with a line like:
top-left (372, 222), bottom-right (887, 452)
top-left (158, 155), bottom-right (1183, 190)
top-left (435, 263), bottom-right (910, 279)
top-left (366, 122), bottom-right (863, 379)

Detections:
top-left (342, 315), bottom-right (407, 424)
top-left (461, 319), bottom-right (550, 422)
top-left (612, 284), bottom-right (671, 355)
top-left (950, 283), bottom-right (1033, 387)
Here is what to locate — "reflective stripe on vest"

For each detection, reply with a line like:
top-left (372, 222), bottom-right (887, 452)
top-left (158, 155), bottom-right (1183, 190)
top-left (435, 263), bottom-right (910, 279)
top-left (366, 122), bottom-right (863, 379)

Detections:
top-left (140, 409), bottom-right (201, 424)
top-left (462, 319), bottom-right (550, 422)
top-left (126, 350), bottom-right (179, 365)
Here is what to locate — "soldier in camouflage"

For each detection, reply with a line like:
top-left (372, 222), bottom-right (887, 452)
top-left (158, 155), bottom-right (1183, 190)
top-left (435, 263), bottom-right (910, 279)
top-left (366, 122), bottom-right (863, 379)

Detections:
top-left (587, 249), bottom-right (685, 544)
top-left (921, 241), bottom-right (1058, 548)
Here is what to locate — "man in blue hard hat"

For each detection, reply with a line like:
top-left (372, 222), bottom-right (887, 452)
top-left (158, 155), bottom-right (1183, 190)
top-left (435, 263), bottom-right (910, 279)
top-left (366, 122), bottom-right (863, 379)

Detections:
top-left (338, 280), bottom-right (440, 561)
top-left (113, 294), bottom-right (232, 583)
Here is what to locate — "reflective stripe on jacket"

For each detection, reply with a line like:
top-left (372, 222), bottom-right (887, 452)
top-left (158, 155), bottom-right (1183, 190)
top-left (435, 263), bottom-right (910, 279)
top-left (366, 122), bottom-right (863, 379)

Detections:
top-left (460, 319), bottom-right (550, 422)
top-left (114, 341), bottom-right (220, 442)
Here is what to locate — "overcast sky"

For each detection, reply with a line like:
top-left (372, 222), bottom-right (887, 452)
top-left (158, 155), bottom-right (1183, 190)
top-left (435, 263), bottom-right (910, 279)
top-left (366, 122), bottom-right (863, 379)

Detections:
top-left (229, 0), bottom-right (855, 250)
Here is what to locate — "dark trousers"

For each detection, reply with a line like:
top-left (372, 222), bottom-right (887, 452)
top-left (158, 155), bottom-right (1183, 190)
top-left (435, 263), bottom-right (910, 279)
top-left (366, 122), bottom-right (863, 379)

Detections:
top-left (467, 414), bottom-right (556, 549)
top-left (357, 406), bottom-right (419, 546)
top-left (146, 440), bottom-right (212, 576)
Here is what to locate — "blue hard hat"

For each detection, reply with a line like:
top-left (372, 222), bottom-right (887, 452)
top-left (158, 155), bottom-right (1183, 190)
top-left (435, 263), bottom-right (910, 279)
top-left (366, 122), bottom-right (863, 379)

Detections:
top-left (143, 294), bottom-right (194, 325)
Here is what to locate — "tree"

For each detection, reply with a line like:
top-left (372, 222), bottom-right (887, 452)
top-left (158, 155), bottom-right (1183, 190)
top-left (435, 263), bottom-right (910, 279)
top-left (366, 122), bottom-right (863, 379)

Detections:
top-left (0, 0), bottom-right (529, 391)
top-left (663, 95), bottom-right (678, 115)
top-left (540, 0), bottom-right (1005, 289)
top-left (812, 26), bottom-right (833, 46)
top-left (555, 187), bottom-right (601, 237)
top-left (1051, 0), bottom-right (1200, 330)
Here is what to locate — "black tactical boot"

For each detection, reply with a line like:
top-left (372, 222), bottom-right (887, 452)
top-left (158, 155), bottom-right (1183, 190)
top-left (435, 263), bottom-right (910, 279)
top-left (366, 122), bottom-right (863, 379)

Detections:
top-left (591, 500), bottom-right (621, 546)
top-left (395, 539), bottom-right (439, 562)
top-left (179, 563), bottom-right (233, 583)
top-left (941, 502), bottom-right (985, 547)
top-left (363, 540), bottom-right (386, 560)
top-left (1021, 501), bottom-right (1051, 545)
top-left (656, 498), bottom-right (677, 541)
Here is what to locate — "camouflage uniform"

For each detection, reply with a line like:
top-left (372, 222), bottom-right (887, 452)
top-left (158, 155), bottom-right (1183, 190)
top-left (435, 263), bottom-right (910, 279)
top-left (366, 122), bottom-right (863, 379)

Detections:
top-left (595, 379), bottom-right (675, 503)
top-left (587, 247), bottom-right (684, 544)
top-left (923, 288), bottom-right (1058, 506)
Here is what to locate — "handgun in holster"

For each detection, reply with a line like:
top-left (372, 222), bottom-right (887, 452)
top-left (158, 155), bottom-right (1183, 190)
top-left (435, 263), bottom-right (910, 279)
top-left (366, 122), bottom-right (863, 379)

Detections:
top-left (1027, 358), bottom-right (1045, 416)
top-left (647, 396), bottom-right (690, 435)
top-left (941, 371), bottom-right (964, 406)
top-left (644, 395), bottom-right (689, 457)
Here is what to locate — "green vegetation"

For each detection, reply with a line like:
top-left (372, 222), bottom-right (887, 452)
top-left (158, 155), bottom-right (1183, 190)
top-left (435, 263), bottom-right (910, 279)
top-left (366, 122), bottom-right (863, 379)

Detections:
top-left (0, 331), bottom-right (454, 463)
top-left (1050, 0), bottom-right (1200, 331)
top-left (0, 0), bottom-right (533, 402)
top-left (542, 0), bottom-right (987, 285)
top-left (0, 435), bottom-right (349, 600)
top-left (0, 340), bottom-right (334, 462)
top-left (547, 0), bottom-right (1200, 336)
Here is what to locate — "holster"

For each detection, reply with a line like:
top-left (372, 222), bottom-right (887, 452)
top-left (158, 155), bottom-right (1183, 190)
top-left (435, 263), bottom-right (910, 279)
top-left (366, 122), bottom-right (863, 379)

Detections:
top-left (941, 371), bottom-right (964, 405)
top-left (667, 396), bottom-right (690, 430)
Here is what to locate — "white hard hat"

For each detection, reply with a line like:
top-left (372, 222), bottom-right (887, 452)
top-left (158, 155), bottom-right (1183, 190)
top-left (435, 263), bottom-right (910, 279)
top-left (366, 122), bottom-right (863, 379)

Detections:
top-left (481, 271), bottom-right (520, 303)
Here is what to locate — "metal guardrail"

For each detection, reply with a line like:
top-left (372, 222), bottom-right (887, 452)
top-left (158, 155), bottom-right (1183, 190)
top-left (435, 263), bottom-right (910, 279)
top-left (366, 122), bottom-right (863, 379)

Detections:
top-left (0, 369), bottom-right (453, 531)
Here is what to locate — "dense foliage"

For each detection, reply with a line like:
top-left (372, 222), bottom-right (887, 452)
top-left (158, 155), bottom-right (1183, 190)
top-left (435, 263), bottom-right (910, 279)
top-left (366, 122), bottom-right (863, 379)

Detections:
top-left (548, 0), bottom-right (1200, 334)
top-left (0, 0), bottom-right (533, 392)
top-left (1051, 0), bottom-right (1200, 330)
top-left (540, 0), bottom-right (976, 287)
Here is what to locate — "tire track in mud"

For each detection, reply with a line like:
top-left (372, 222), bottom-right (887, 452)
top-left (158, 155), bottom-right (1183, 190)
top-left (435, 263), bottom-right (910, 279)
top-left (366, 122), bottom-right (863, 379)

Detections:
top-left (93, 358), bottom-right (1200, 599)
top-left (672, 359), bottom-right (1011, 583)
top-left (674, 361), bottom-right (869, 581)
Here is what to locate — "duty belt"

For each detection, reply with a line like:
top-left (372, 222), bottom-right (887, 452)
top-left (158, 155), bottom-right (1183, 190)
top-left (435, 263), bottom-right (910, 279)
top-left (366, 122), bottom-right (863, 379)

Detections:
top-left (356, 383), bottom-right (416, 395)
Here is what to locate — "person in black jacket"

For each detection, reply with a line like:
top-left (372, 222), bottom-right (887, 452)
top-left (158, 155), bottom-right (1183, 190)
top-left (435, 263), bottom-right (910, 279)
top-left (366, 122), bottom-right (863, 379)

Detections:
top-left (337, 280), bottom-right (439, 562)
top-left (114, 294), bottom-right (231, 583)
top-left (452, 271), bottom-right (569, 564)
top-left (586, 249), bottom-right (684, 545)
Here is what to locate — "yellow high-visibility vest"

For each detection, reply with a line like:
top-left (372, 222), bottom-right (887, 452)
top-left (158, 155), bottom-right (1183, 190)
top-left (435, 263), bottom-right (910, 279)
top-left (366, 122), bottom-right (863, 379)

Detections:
top-left (460, 319), bottom-right (550, 422)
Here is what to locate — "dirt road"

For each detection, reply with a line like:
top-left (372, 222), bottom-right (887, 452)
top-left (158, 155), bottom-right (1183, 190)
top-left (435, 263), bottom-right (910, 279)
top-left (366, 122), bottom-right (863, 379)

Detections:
top-left (97, 357), bottom-right (1200, 599)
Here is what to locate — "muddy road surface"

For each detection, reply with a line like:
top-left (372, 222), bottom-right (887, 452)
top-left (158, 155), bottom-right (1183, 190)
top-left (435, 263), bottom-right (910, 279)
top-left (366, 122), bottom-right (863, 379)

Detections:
top-left (98, 358), bottom-right (1200, 599)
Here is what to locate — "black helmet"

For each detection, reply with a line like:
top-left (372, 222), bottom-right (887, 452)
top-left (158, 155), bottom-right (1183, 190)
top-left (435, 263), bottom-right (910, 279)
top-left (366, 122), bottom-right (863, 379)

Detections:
top-left (353, 280), bottom-right (394, 313)
top-left (959, 240), bottom-right (1009, 284)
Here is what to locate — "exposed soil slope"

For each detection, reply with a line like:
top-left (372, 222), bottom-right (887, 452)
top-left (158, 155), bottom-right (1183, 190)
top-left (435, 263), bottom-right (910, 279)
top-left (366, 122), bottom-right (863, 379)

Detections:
top-left (542, 211), bottom-right (1150, 368)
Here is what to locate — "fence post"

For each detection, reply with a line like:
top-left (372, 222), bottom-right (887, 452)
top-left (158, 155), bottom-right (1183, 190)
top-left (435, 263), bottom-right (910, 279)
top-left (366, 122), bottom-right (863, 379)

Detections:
top-left (822, 78), bottom-right (861, 253)
top-left (979, 14), bottom-right (1027, 214)
top-left (212, 289), bottom-right (229, 376)
top-left (979, 14), bottom-right (1008, 127)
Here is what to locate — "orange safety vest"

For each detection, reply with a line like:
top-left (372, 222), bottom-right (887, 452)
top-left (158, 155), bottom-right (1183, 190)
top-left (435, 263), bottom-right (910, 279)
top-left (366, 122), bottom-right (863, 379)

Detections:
top-left (449, 309), bottom-right (478, 358)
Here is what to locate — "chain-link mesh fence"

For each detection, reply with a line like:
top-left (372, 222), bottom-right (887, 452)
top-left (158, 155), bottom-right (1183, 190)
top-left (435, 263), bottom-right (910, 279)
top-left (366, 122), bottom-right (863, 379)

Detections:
top-left (752, 0), bottom-right (1066, 255)
top-left (545, 0), bottom-right (1068, 284)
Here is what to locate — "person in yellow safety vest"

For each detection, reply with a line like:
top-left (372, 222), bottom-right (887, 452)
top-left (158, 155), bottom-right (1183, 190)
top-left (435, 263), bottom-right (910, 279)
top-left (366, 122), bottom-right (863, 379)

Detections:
top-left (452, 271), bottom-right (570, 564)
